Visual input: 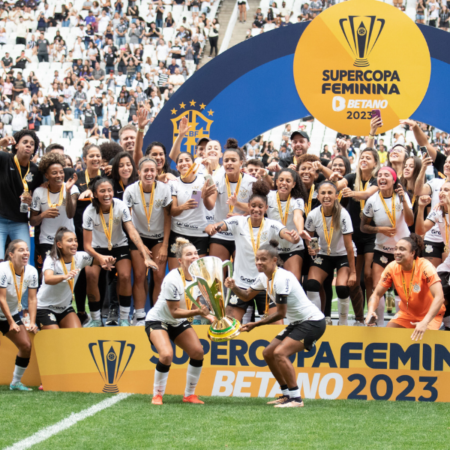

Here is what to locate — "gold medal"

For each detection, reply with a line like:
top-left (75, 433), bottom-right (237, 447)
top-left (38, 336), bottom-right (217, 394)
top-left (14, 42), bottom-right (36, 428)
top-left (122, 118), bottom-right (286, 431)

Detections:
top-left (248, 217), bottom-right (265, 256)
top-left (321, 207), bottom-right (334, 257)
top-left (225, 173), bottom-right (242, 214)
top-left (60, 257), bottom-right (75, 293)
top-left (276, 192), bottom-right (291, 225)
top-left (48, 184), bottom-right (64, 208)
top-left (401, 260), bottom-right (416, 310)
top-left (99, 203), bottom-right (114, 251)
top-left (264, 269), bottom-right (277, 318)
top-left (180, 267), bottom-right (194, 321)
top-left (180, 163), bottom-right (199, 180)
top-left (139, 181), bottom-right (155, 233)
top-left (9, 262), bottom-right (24, 313)
top-left (14, 155), bottom-right (30, 193)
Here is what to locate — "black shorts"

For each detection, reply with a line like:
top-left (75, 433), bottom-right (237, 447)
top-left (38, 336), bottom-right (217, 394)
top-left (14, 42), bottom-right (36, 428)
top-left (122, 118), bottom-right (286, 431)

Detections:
top-left (354, 239), bottom-right (375, 256)
top-left (276, 318), bottom-right (326, 351)
top-left (423, 240), bottom-right (445, 259)
top-left (145, 320), bottom-right (191, 345)
top-left (168, 231), bottom-right (209, 258)
top-left (84, 123), bottom-right (95, 129)
top-left (228, 289), bottom-right (275, 315)
top-left (372, 250), bottom-right (395, 269)
top-left (95, 245), bottom-right (131, 261)
top-left (209, 237), bottom-right (236, 256)
top-left (0, 314), bottom-right (23, 335)
top-left (37, 306), bottom-right (76, 328)
top-left (279, 249), bottom-right (305, 263)
top-left (129, 236), bottom-right (163, 252)
top-left (310, 254), bottom-right (349, 273)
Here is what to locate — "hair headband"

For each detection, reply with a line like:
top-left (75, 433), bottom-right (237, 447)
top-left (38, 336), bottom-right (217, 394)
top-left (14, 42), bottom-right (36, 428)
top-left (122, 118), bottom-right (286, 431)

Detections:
top-left (382, 167), bottom-right (397, 182)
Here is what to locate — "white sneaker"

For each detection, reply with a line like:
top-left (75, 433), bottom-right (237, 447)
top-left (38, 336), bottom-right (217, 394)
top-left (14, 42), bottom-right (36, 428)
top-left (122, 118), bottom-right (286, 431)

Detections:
top-left (325, 316), bottom-right (333, 326)
top-left (353, 320), bottom-right (365, 326)
top-left (131, 314), bottom-right (146, 326)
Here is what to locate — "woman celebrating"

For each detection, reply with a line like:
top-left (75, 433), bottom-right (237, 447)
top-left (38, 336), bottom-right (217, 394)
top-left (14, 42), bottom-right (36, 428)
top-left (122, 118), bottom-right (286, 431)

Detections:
top-left (401, 155), bottom-right (422, 232)
top-left (267, 168), bottom-right (308, 279)
top-left (168, 152), bottom-right (216, 270)
top-left (361, 167), bottom-right (414, 326)
top-left (225, 239), bottom-right (325, 407)
top-left (124, 157), bottom-right (172, 323)
top-left (30, 152), bottom-right (79, 276)
top-left (304, 181), bottom-right (356, 325)
top-left (0, 240), bottom-right (38, 391)
top-left (110, 152), bottom-right (138, 200)
top-left (83, 177), bottom-right (156, 327)
top-left (387, 144), bottom-right (408, 180)
top-left (145, 237), bottom-right (213, 405)
top-left (209, 147), bottom-right (255, 262)
top-left (207, 179), bottom-right (300, 322)
top-left (36, 227), bottom-right (115, 329)
top-left (366, 235), bottom-right (445, 339)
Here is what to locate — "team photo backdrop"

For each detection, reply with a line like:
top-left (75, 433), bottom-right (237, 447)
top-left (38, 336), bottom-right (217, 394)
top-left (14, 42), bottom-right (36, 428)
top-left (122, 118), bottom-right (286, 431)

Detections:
top-left (144, 0), bottom-right (450, 154)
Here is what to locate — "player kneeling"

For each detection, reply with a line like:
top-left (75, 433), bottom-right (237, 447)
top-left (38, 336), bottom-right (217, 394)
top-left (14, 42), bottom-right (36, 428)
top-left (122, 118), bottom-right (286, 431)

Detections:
top-left (225, 240), bottom-right (326, 407)
top-left (145, 238), bottom-right (215, 405)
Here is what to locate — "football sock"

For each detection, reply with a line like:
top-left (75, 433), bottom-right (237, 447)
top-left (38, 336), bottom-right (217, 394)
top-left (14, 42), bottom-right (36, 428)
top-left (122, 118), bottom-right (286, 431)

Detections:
top-left (12, 356), bottom-right (29, 385)
top-left (89, 301), bottom-right (101, 321)
top-left (280, 384), bottom-right (289, 396)
top-left (135, 308), bottom-right (146, 319)
top-left (119, 295), bottom-right (132, 320)
top-left (308, 291), bottom-right (321, 310)
top-left (91, 310), bottom-right (101, 321)
top-left (338, 297), bottom-right (349, 326)
top-left (288, 386), bottom-right (300, 399)
top-left (154, 361), bottom-right (171, 396)
top-left (184, 358), bottom-right (203, 397)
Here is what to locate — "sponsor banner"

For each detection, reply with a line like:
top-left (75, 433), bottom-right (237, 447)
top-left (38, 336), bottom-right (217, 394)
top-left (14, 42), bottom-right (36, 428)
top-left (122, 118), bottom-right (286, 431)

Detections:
top-left (0, 333), bottom-right (41, 386)
top-left (33, 326), bottom-right (450, 402)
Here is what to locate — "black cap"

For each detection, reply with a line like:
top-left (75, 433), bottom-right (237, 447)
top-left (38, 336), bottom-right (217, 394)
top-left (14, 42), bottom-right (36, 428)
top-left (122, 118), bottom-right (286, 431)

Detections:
top-left (291, 130), bottom-right (310, 141)
top-left (197, 138), bottom-right (210, 145)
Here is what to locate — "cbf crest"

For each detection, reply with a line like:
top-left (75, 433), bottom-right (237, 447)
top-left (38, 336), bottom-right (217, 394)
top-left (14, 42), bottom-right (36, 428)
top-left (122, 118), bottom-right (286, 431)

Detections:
top-left (89, 340), bottom-right (135, 393)
top-left (171, 101), bottom-right (214, 156)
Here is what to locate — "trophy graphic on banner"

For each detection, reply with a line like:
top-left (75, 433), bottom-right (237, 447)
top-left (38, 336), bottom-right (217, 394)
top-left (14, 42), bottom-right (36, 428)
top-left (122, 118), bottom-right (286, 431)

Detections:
top-left (185, 256), bottom-right (240, 342)
top-left (88, 340), bottom-right (135, 393)
top-left (339, 16), bottom-right (385, 67)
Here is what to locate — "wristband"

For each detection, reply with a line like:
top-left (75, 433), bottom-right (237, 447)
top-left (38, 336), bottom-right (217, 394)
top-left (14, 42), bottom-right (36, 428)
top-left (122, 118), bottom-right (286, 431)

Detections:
top-left (369, 134), bottom-right (376, 138)
top-left (138, 128), bottom-right (145, 133)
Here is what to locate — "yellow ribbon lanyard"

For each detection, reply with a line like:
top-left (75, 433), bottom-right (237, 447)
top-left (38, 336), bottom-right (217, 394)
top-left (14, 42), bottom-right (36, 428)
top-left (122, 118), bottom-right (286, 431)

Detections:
top-left (359, 180), bottom-right (369, 212)
top-left (445, 213), bottom-right (450, 253)
top-left (14, 155), bottom-right (30, 192)
top-left (225, 173), bottom-right (242, 213)
top-left (99, 203), bottom-right (114, 250)
top-left (276, 192), bottom-right (291, 226)
top-left (85, 170), bottom-right (101, 203)
top-left (119, 180), bottom-right (125, 191)
top-left (248, 217), bottom-right (265, 256)
top-left (48, 184), bottom-right (64, 208)
top-left (321, 207), bottom-right (334, 255)
top-left (9, 262), bottom-right (24, 312)
top-left (338, 191), bottom-right (343, 202)
top-left (379, 192), bottom-right (396, 228)
top-left (60, 257), bottom-right (75, 293)
top-left (264, 269), bottom-right (277, 317)
top-left (139, 181), bottom-right (155, 232)
top-left (293, 156), bottom-right (299, 166)
top-left (438, 172), bottom-right (446, 179)
top-left (179, 268), bottom-right (194, 322)
top-left (400, 260), bottom-right (416, 310)
top-left (180, 163), bottom-right (198, 180)
top-left (305, 184), bottom-right (315, 217)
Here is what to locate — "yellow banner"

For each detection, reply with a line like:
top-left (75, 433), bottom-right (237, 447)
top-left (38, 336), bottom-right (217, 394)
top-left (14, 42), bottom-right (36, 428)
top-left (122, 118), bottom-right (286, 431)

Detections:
top-left (30, 326), bottom-right (450, 402)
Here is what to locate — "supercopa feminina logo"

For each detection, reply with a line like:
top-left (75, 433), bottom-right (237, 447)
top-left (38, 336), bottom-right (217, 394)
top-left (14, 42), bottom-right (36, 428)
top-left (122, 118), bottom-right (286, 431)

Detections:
top-left (89, 340), bottom-right (135, 393)
top-left (339, 16), bottom-right (385, 68)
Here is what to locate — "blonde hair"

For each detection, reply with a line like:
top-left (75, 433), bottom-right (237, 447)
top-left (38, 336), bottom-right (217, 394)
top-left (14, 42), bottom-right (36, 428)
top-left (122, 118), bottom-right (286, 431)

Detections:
top-left (174, 237), bottom-right (194, 259)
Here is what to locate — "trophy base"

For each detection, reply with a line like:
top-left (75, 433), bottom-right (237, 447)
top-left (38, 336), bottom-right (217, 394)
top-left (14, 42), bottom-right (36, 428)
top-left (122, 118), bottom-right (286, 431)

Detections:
top-left (353, 58), bottom-right (369, 68)
top-left (208, 316), bottom-right (241, 342)
top-left (103, 384), bottom-right (119, 393)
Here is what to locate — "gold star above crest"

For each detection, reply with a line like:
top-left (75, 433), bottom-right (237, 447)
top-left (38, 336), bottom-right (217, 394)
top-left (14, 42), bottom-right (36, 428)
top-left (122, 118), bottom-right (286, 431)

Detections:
top-left (190, 100), bottom-right (196, 106)
top-left (171, 108), bottom-right (177, 115)
top-left (200, 103), bottom-right (206, 110)
top-left (180, 102), bottom-right (186, 109)
top-left (208, 109), bottom-right (214, 116)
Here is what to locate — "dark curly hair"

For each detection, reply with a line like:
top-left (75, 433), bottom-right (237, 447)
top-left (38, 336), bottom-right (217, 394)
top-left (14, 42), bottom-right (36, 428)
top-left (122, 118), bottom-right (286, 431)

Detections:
top-left (12, 130), bottom-right (40, 156)
top-left (99, 141), bottom-right (123, 164)
top-left (275, 168), bottom-right (308, 202)
top-left (38, 151), bottom-right (66, 174)
top-left (400, 233), bottom-right (424, 259)
top-left (249, 178), bottom-right (271, 204)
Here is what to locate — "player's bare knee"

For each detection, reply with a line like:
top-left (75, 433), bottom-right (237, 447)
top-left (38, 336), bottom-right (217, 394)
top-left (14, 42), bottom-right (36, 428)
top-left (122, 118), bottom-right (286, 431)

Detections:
top-left (19, 339), bottom-right (32, 356)
top-left (158, 350), bottom-right (173, 365)
top-left (189, 346), bottom-right (204, 361)
top-left (263, 346), bottom-right (274, 360)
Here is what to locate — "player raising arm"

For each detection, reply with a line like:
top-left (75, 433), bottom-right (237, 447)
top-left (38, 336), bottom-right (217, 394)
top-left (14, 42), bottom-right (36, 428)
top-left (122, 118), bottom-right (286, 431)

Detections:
top-left (225, 240), bottom-right (325, 408)
top-left (366, 234), bottom-right (445, 340)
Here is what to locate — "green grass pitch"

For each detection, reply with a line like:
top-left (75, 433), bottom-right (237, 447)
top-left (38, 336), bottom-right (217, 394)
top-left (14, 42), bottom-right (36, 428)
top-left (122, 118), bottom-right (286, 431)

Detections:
top-left (1, 386), bottom-right (450, 449)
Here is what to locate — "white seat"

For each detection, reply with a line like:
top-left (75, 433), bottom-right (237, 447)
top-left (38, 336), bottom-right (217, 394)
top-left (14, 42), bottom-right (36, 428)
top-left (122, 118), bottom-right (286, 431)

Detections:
top-left (38, 61), bottom-right (50, 71)
top-left (39, 125), bottom-right (52, 135)
top-left (51, 125), bottom-right (63, 139)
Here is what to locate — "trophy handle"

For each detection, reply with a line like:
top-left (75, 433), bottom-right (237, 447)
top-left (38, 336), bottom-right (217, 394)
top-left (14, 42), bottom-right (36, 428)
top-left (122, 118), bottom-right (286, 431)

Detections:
top-left (222, 260), bottom-right (234, 307)
top-left (185, 281), bottom-right (203, 310)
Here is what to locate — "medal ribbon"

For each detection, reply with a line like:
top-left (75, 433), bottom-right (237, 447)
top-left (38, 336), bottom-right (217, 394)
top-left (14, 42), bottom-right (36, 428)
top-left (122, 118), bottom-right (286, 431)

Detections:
top-left (360, 180), bottom-right (369, 212)
top-left (9, 262), bottom-right (24, 311)
top-left (276, 192), bottom-right (291, 225)
top-left (179, 268), bottom-right (193, 317)
top-left (48, 184), bottom-right (64, 208)
top-left (265, 269), bottom-right (277, 316)
top-left (438, 172), bottom-right (446, 179)
top-left (14, 155), bottom-right (30, 192)
top-left (248, 217), bottom-right (265, 256)
top-left (225, 173), bottom-right (242, 213)
top-left (180, 163), bottom-right (199, 180)
top-left (305, 185), bottom-right (315, 216)
top-left (119, 180), bottom-right (125, 191)
top-left (380, 192), bottom-right (396, 228)
top-left (321, 207), bottom-right (334, 255)
top-left (99, 203), bottom-right (114, 249)
top-left (60, 257), bottom-right (75, 293)
top-left (401, 260), bottom-right (416, 309)
top-left (139, 181), bottom-right (155, 231)
top-left (338, 191), bottom-right (343, 203)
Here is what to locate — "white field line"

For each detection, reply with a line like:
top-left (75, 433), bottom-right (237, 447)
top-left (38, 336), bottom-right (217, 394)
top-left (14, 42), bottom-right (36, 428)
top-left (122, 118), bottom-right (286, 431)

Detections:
top-left (6, 393), bottom-right (132, 450)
